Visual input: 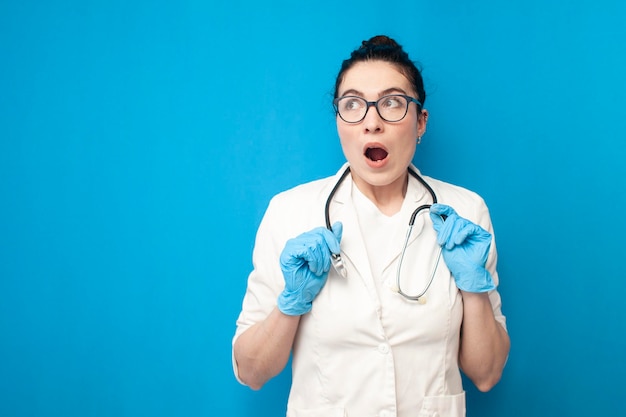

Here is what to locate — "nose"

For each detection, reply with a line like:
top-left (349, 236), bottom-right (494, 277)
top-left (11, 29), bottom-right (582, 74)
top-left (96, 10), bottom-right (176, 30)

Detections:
top-left (362, 102), bottom-right (384, 132)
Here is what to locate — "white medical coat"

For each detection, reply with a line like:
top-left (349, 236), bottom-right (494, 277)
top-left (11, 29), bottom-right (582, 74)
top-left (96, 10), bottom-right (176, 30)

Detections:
top-left (233, 164), bottom-right (507, 417)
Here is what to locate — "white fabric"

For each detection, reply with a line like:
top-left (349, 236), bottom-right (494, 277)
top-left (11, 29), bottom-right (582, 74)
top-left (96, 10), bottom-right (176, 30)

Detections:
top-left (351, 181), bottom-right (410, 292)
top-left (233, 163), bottom-right (507, 417)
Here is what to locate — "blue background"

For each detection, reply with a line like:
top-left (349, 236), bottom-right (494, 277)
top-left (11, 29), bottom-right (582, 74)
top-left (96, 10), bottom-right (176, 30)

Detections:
top-left (1, 1), bottom-right (625, 416)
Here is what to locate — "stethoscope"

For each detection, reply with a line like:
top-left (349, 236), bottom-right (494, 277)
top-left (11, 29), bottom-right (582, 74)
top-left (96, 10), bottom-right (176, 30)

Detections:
top-left (324, 166), bottom-right (445, 303)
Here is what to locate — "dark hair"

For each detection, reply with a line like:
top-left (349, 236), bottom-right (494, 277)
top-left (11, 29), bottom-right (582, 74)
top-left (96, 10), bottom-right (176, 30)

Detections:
top-left (333, 35), bottom-right (426, 105)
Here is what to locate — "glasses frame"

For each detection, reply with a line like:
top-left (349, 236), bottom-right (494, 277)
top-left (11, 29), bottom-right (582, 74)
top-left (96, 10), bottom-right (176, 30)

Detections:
top-left (333, 94), bottom-right (422, 124)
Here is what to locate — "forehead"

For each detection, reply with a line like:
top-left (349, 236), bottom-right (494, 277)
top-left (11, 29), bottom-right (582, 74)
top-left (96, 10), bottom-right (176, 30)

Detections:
top-left (338, 60), bottom-right (413, 97)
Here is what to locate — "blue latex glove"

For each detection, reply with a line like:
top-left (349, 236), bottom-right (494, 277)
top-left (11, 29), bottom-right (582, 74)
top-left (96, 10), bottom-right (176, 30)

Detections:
top-left (277, 222), bottom-right (343, 315)
top-left (429, 204), bottom-right (495, 293)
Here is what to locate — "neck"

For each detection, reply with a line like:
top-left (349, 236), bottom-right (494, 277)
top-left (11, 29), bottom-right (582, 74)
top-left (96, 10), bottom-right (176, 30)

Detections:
top-left (353, 172), bottom-right (408, 216)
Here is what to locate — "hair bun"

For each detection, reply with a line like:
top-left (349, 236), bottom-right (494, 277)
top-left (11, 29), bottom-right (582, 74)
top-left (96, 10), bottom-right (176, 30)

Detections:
top-left (335, 34), bottom-right (425, 105)
top-left (361, 35), bottom-right (400, 49)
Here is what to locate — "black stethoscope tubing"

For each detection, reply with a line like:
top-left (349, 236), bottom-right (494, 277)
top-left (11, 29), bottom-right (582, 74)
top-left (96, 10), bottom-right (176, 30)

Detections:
top-left (324, 165), bottom-right (444, 301)
top-left (325, 165), bottom-right (438, 231)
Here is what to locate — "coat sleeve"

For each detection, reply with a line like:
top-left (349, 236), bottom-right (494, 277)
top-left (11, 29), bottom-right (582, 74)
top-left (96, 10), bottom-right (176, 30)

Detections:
top-left (471, 194), bottom-right (508, 332)
top-left (231, 176), bottom-right (333, 382)
top-left (231, 195), bottom-right (288, 382)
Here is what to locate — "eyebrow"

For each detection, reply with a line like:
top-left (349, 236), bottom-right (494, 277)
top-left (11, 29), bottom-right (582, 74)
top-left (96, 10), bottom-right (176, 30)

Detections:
top-left (339, 87), bottom-right (409, 98)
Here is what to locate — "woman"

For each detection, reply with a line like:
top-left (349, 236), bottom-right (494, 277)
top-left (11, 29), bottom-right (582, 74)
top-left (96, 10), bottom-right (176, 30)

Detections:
top-left (232, 35), bottom-right (510, 417)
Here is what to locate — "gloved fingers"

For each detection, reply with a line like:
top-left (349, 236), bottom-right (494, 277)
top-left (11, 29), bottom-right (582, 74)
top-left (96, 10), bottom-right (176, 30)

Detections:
top-left (430, 204), bottom-right (491, 250)
top-left (301, 241), bottom-right (331, 275)
top-left (330, 221), bottom-right (343, 249)
top-left (449, 216), bottom-right (492, 247)
top-left (429, 203), bottom-right (454, 235)
top-left (302, 226), bottom-right (343, 274)
top-left (461, 225), bottom-right (492, 247)
top-left (432, 212), bottom-right (462, 248)
top-left (430, 203), bottom-right (457, 218)
top-left (281, 225), bottom-right (342, 275)
top-left (281, 238), bottom-right (325, 275)
top-left (280, 240), bottom-right (306, 268)
top-left (450, 222), bottom-right (485, 248)
top-left (429, 210), bottom-right (445, 233)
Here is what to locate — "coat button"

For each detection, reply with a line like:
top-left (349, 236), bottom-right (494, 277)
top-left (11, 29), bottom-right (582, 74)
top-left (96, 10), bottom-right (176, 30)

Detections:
top-left (378, 343), bottom-right (390, 354)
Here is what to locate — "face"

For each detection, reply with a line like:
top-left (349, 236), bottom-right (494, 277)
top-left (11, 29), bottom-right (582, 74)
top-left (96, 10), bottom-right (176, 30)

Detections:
top-left (336, 60), bottom-right (428, 192)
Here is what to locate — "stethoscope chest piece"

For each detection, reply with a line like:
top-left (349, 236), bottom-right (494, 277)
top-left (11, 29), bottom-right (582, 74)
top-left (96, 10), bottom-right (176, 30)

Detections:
top-left (331, 253), bottom-right (348, 278)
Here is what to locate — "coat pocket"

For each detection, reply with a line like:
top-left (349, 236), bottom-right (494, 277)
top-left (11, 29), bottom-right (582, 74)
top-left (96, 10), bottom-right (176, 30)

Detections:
top-left (417, 392), bottom-right (465, 417)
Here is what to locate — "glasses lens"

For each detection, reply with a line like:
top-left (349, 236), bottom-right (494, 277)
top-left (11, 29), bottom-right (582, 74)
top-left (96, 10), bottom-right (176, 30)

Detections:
top-left (377, 95), bottom-right (409, 122)
top-left (335, 96), bottom-right (367, 123)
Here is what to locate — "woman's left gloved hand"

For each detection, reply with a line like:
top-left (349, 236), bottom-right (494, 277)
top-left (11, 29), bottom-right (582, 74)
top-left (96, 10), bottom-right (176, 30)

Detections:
top-left (429, 204), bottom-right (495, 293)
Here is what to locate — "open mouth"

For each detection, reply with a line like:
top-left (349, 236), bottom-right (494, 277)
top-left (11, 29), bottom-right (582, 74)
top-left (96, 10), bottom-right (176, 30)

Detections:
top-left (365, 147), bottom-right (388, 162)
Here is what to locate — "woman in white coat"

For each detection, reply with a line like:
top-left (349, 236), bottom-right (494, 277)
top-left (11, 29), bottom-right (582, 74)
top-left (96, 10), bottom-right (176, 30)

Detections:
top-left (232, 35), bottom-right (510, 417)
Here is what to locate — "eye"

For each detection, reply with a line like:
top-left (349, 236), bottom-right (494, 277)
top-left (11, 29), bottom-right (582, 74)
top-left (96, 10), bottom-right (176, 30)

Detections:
top-left (380, 95), bottom-right (404, 109)
top-left (340, 97), bottom-right (365, 111)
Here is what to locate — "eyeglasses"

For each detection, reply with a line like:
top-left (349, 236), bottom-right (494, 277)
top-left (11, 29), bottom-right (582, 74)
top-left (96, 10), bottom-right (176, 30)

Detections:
top-left (333, 94), bottom-right (422, 123)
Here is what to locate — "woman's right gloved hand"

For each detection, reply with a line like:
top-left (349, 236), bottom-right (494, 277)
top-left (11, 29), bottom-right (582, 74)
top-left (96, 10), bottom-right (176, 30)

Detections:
top-left (277, 222), bottom-right (343, 316)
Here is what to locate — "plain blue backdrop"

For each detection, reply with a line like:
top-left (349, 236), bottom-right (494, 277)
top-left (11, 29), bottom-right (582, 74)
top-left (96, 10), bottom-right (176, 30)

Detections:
top-left (1, 1), bottom-right (625, 416)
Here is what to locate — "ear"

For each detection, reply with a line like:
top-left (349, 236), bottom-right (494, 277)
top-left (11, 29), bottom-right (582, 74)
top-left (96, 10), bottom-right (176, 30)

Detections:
top-left (417, 109), bottom-right (429, 137)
